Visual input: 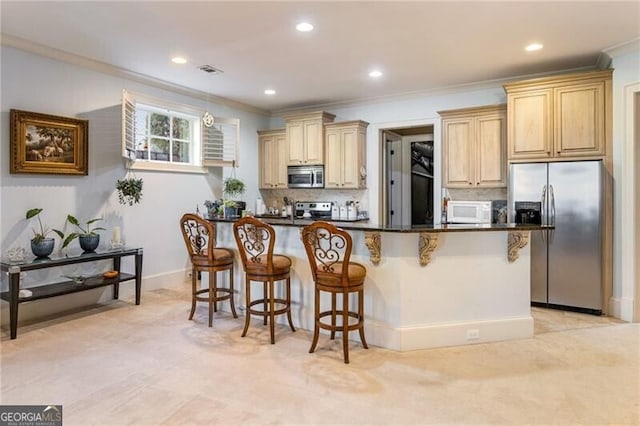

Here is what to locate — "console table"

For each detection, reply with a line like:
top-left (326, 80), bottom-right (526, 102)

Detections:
top-left (1, 247), bottom-right (143, 339)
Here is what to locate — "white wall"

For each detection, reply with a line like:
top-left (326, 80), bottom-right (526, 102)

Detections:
top-left (0, 47), bottom-right (269, 296)
top-left (610, 48), bottom-right (640, 321)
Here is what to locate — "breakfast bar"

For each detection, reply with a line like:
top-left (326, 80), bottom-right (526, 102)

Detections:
top-left (210, 217), bottom-right (546, 351)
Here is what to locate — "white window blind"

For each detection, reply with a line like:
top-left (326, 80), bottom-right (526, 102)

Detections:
top-left (121, 89), bottom-right (239, 168)
top-left (122, 90), bottom-right (136, 159)
top-left (202, 116), bottom-right (239, 167)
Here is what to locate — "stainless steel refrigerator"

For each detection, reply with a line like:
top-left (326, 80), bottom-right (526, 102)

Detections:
top-left (509, 160), bottom-right (603, 314)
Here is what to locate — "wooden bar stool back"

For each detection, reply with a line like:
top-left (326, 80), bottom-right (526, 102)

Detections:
top-left (233, 216), bottom-right (295, 344)
top-left (180, 213), bottom-right (238, 327)
top-left (301, 221), bottom-right (368, 363)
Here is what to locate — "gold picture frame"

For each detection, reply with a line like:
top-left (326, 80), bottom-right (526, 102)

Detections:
top-left (10, 109), bottom-right (88, 175)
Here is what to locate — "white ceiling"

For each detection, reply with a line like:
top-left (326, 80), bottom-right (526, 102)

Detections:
top-left (1, 1), bottom-right (639, 113)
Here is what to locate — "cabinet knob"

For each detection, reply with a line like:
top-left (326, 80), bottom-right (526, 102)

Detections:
top-left (468, 182), bottom-right (473, 185)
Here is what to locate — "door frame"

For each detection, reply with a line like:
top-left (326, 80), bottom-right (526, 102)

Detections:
top-left (375, 118), bottom-right (440, 226)
top-left (623, 82), bottom-right (640, 322)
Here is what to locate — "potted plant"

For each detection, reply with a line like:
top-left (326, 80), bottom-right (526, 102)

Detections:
top-left (61, 215), bottom-right (106, 252)
top-left (116, 177), bottom-right (143, 206)
top-left (25, 208), bottom-right (63, 258)
top-left (223, 177), bottom-right (246, 218)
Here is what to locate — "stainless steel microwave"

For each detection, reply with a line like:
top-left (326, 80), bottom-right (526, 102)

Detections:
top-left (287, 165), bottom-right (324, 188)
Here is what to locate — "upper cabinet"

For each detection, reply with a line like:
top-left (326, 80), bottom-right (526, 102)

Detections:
top-left (324, 120), bottom-right (369, 189)
top-left (284, 111), bottom-right (336, 165)
top-left (440, 105), bottom-right (507, 188)
top-left (504, 70), bottom-right (611, 161)
top-left (258, 129), bottom-right (288, 189)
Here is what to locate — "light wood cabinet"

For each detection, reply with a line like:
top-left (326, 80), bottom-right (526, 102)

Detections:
top-left (324, 120), bottom-right (368, 189)
top-left (440, 105), bottom-right (507, 188)
top-left (258, 129), bottom-right (288, 189)
top-left (284, 111), bottom-right (335, 165)
top-left (504, 70), bottom-right (611, 161)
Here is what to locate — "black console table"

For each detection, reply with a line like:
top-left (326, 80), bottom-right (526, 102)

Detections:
top-left (1, 247), bottom-right (143, 339)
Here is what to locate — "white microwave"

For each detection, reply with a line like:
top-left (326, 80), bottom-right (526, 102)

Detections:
top-left (447, 201), bottom-right (492, 224)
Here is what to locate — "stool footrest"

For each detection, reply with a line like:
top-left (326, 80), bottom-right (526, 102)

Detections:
top-left (246, 298), bottom-right (291, 317)
top-left (317, 310), bottom-right (363, 332)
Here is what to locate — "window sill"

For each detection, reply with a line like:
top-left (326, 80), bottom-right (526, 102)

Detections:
top-left (127, 161), bottom-right (208, 174)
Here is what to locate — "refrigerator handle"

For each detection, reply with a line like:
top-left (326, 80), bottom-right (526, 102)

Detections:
top-left (550, 184), bottom-right (556, 226)
top-left (549, 184), bottom-right (556, 243)
top-left (540, 185), bottom-right (547, 225)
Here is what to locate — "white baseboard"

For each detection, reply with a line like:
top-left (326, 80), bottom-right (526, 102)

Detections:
top-left (609, 297), bottom-right (635, 322)
top-left (366, 316), bottom-right (534, 351)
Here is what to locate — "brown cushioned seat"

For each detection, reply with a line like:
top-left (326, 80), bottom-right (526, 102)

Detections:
top-left (316, 261), bottom-right (366, 286)
top-left (244, 254), bottom-right (292, 275)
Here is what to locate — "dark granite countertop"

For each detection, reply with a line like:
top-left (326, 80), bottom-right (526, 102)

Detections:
top-left (207, 217), bottom-right (550, 233)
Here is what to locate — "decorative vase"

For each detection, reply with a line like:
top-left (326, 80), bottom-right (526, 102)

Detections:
top-left (79, 234), bottom-right (100, 252)
top-left (31, 238), bottom-right (55, 258)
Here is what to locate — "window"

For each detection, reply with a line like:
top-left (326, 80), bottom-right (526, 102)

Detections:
top-left (122, 90), bottom-right (239, 172)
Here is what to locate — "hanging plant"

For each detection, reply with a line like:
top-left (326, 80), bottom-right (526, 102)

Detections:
top-left (223, 177), bottom-right (245, 200)
top-left (116, 177), bottom-right (144, 206)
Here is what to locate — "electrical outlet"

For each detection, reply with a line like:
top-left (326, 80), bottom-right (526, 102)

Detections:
top-left (466, 329), bottom-right (480, 340)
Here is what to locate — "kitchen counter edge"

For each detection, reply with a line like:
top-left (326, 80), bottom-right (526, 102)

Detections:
top-left (207, 217), bottom-right (551, 233)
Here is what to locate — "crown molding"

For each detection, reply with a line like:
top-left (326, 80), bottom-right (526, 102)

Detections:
top-left (603, 37), bottom-right (640, 58)
top-left (0, 33), bottom-right (269, 117)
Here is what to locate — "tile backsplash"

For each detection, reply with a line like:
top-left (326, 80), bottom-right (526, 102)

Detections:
top-left (259, 188), bottom-right (368, 212)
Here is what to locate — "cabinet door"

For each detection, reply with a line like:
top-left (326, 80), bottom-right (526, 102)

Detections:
top-left (274, 132), bottom-right (288, 187)
top-left (554, 81), bottom-right (605, 157)
top-left (443, 118), bottom-right (474, 188)
top-left (341, 127), bottom-right (360, 188)
top-left (324, 128), bottom-right (342, 188)
top-left (476, 112), bottom-right (506, 187)
top-left (304, 119), bottom-right (324, 164)
top-left (259, 135), bottom-right (276, 188)
top-left (508, 89), bottom-right (553, 160)
top-left (286, 121), bottom-right (304, 165)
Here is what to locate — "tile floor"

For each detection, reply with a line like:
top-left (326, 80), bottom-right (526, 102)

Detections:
top-left (0, 286), bottom-right (638, 425)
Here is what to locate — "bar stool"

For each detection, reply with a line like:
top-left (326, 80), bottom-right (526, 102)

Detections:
top-left (301, 221), bottom-right (368, 363)
top-left (180, 213), bottom-right (238, 327)
top-left (233, 216), bottom-right (296, 344)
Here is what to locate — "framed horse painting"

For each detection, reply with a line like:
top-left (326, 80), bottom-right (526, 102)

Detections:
top-left (10, 109), bottom-right (88, 175)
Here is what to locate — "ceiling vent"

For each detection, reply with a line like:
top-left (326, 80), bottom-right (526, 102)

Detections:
top-left (198, 65), bottom-right (224, 74)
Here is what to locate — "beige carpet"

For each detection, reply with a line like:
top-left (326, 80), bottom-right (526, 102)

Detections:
top-left (1, 286), bottom-right (638, 425)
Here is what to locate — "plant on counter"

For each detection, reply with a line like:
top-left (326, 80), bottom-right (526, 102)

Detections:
top-left (204, 199), bottom-right (222, 218)
top-left (25, 208), bottom-right (64, 257)
top-left (61, 215), bottom-right (106, 252)
top-left (116, 176), bottom-right (143, 206)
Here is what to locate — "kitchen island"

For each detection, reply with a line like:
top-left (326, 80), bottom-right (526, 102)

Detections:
top-left (210, 217), bottom-right (547, 351)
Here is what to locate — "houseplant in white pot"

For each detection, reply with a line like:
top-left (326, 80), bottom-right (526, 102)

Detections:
top-left (25, 208), bottom-right (64, 258)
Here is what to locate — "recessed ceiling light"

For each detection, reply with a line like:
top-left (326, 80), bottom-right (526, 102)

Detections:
top-left (525, 43), bottom-right (543, 52)
top-left (296, 22), bottom-right (314, 32)
top-left (264, 89), bottom-right (276, 95)
top-left (369, 70), bottom-right (383, 78)
top-left (171, 56), bottom-right (187, 64)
